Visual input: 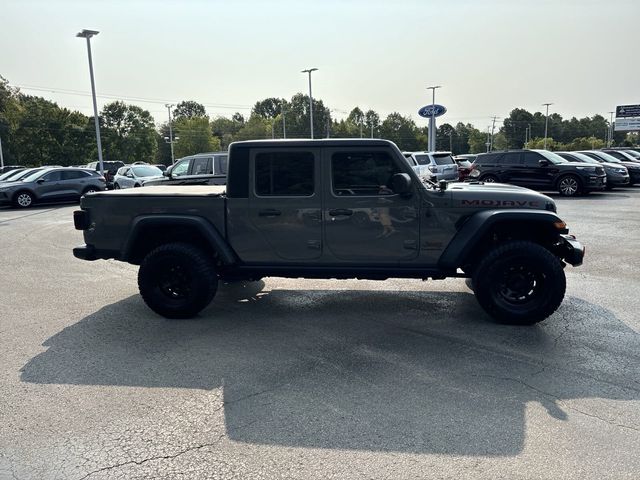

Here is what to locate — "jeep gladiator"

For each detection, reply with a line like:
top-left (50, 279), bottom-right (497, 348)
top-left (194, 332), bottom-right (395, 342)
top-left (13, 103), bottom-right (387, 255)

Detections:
top-left (73, 139), bottom-right (584, 325)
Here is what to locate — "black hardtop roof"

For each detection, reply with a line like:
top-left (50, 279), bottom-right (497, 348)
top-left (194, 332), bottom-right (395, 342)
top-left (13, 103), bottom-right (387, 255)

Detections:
top-left (230, 138), bottom-right (397, 149)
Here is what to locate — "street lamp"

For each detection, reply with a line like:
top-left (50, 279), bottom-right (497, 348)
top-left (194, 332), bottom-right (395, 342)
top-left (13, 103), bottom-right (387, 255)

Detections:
top-left (165, 103), bottom-right (175, 163)
top-left (542, 102), bottom-right (553, 150)
top-left (427, 85), bottom-right (442, 151)
top-left (76, 29), bottom-right (104, 177)
top-left (301, 68), bottom-right (318, 139)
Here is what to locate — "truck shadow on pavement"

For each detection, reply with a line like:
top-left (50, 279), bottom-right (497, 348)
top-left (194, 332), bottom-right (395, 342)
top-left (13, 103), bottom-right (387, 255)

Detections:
top-left (20, 281), bottom-right (640, 456)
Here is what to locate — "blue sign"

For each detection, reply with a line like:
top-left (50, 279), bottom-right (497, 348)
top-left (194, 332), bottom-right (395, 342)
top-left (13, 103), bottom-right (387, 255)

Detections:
top-left (418, 104), bottom-right (447, 118)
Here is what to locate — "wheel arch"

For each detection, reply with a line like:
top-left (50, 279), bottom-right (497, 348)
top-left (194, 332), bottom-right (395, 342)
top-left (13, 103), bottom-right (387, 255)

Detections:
top-left (122, 215), bottom-right (237, 266)
top-left (438, 209), bottom-right (565, 272)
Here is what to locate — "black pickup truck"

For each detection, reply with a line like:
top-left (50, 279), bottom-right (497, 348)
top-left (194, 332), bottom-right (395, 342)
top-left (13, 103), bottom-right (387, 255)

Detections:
top-left (74, 139), bottom-right (584, 325)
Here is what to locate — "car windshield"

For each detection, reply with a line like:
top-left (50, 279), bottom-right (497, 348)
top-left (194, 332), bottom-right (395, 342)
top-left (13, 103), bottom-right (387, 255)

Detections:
top-left (21, 169), bottom-right (48, 182)
top-left (586, 151), bottom-right (621, 163)
top-left (566, 152), bottom-right (599, 164)
top-left (623, 150), bottom-right (640, 159)
top-left (537, 150), bottom-right (568, 164)
top-left (0, 169), bottom-right (25, 181)
top-left (132, 166), bottom-right (163, 177)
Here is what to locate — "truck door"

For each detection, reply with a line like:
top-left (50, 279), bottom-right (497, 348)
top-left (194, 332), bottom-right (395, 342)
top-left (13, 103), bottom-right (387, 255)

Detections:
top-left (323, 148), bottom-right (419, 262)
top-left (247, 148), bottom-right (322, 261)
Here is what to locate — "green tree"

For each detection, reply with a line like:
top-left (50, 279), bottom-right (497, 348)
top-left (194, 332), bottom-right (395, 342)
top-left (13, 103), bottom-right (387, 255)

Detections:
top-left (174, 117), bottom-right (220, 157)
top-left (100, 101), bottom-right (157, 163)
top-left (379, 112), bottom-right (422, 151)
top-left (234, 115), bottom-right (271, 141)
top-left (468, 127), bottom-right (488, 153)
top-left (252, 98), bottom-right (286, 119)
top-left (173, 100), bottom-right (207, 121)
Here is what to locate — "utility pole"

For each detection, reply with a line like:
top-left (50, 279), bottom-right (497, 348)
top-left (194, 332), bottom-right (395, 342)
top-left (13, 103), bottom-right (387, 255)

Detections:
top-left (76, 29), bottom-right (104, 177)
top-left (371, 122), bottom-right (374, 138)
top-left (490, 116), bottom-right (498, 151)
top-left (165, 104), bottom-right (175, 163)
top-left (426, 85), bottom-right (442, 151)
top-left (360, 118), bottom-right (363, 138)
top-left (449, 131), bottom-right (453, 152)
top-left (281, 104), bottom-right (287, 139)
top-left (542, 103), bottom-right (553, 150)
top-left (301, 68), bottom-right (318, 138)
top-left (486, 127), bottom-right (491, 153)
top-left (326, 116), bottom-right (331, 138)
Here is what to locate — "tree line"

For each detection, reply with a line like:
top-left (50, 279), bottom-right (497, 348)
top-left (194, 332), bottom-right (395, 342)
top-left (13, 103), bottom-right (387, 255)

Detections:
top-left (0, 75), bottom-right (636, 167)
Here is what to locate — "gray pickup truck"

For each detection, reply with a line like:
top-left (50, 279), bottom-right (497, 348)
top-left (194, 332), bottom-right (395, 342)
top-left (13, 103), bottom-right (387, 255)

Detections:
top-left (73, 139), bottom-right (584, 325)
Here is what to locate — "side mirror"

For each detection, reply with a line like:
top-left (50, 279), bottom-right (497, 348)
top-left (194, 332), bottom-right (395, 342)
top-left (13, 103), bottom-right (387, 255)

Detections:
top-left (37, 178), bottom-right (46, 184)
top-left (539, 159), bottom-right (550, 167)
top-left (163, 170), bottom-right (171, 177)
top-left (391, 173), bottom-right (412, 196)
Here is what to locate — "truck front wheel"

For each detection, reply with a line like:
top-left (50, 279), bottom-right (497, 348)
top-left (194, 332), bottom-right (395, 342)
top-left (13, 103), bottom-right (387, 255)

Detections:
top-left (472, 241), bottom-right (566, 325)
top-left (138, 242), bottom-right (218, 319)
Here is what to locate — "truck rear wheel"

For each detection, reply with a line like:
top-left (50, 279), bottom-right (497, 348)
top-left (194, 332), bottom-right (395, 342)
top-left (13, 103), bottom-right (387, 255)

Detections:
top-left (472, 241), bottom-right (566, 325)
top-left (138, 242), bottom-right (218, 319)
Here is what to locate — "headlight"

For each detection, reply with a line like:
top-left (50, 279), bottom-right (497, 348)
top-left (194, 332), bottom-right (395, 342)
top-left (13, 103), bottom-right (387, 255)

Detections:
top-left (428, 165), bottom-right (437, 173)
top-left (575, 166), bottom-right (596, 172)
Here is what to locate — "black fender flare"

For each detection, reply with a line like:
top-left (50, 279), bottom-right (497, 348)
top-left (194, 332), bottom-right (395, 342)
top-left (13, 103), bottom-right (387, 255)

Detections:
top-left (438, 209), bottom-right (564, 270)
top-left (121, 215), bottom-right (237, 265)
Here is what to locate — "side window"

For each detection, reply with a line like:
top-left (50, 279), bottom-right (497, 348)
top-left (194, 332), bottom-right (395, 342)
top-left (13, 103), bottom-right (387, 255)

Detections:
top-left (498, 153), bottom-right (521, 165)
top-left (522, 152), bottom-right (542, 167)
top-left (61, 170), bottom-right (88, 180)
top-left (255, 151), bottom-right (314, 196)
top-left (191, 157), bottom-right (211, 175)
top-left (171, 159), bottom-right (189, 177)
top-left (331, 151), bottom-right (400, 196)
top-left (42, 171), bottom-right (62, 182)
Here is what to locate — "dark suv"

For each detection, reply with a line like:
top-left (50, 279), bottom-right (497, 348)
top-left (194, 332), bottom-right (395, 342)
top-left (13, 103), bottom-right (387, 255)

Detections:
top-left (469, 149), bottom-right (606, 196)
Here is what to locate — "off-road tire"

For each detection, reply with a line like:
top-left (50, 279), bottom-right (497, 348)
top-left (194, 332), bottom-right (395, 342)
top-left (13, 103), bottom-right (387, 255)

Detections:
top-left (138, 242), bottom-right (218, 319)
top-left (472, 241), bottom-right (566, 325)
top-left (557, 174), bottom-right (582, 197)
top-left (13, 191), bottom-right (34, 208)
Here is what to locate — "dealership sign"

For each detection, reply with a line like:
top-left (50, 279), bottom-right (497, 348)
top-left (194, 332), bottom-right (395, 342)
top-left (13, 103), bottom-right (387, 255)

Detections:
top-left (418, 104), bottom-right (447, 118)
top-left (615, 104), bottom-right (640, 131)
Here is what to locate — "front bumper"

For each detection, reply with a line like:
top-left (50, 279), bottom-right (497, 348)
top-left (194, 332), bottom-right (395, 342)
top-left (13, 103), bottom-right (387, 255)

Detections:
top-left (557, 234), bottom-right (585, 267)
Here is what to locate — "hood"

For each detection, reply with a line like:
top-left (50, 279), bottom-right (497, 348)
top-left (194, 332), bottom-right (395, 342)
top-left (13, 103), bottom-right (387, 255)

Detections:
top-left (448, 182), bottom-right (556, 212)
top-left (0, 181), bottom-right (27, 190)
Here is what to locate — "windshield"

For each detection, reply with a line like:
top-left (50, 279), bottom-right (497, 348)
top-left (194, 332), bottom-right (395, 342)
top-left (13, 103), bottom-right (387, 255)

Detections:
top-left (21, 169), bottom-right (48, 182)
top-left (132, 166), bottom-right (163, 177)
top-left (623, 150), bottom-right (640, 159)
top-left (584, 151), bottom-right (621, 164)
top-left (566, 152), bottom-right (599, 164)
top-left (0, 169), bottom-right (25, 181)
top-left (536, 150), bottom-right (568, 164)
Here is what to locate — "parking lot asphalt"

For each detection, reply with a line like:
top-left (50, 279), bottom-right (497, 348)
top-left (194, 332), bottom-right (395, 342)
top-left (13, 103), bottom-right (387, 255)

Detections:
top-left (1, 189), bottom-right (639, 480)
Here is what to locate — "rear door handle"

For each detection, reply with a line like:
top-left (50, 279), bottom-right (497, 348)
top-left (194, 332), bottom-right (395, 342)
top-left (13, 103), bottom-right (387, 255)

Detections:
top-left (258, 209), bottom-right (281, 217)
top-left (328, 209), bottom-right (353, 216)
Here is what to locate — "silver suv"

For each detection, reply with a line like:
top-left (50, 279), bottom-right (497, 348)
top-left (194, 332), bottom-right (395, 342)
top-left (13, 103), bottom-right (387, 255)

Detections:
top-left (0, 167), bottom-right (106, 208)
top-left (403, 151), bottom-right (459, 182)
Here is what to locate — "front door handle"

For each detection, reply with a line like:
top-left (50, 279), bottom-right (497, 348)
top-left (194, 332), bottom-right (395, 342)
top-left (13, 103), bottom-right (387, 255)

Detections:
top-left (328, 208), bottom-right (353, 216)
top-left (258, 209), bottom-right (281, 217)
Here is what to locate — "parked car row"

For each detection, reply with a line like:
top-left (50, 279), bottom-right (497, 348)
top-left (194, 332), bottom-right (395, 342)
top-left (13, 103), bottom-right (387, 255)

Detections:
top-left (143, 152), bottom-right (228, 187)
top-left (0, 166), bottom-right (106, 208)
top-left (463, 148), bottom-right (640, 196)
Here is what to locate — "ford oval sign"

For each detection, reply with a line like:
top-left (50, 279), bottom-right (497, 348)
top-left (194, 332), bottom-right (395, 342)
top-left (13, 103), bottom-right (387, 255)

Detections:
top-left (418, 104), bottom-right (447, 118)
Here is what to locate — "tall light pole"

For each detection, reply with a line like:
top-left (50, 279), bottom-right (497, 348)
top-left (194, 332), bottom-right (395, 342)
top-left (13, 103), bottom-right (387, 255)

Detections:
top-left (281, 104), bottom-right (287, 139)
top-left (76, 29), bottom-right (104, 176)
top-left (165, 104), bottom-right (175, 163)
top-left (542, 102), bottom-right (553, 150)
top-left (301, 68), bottom-right (318, 139)
top-left (0, 136), bottom-right (4, 169)
top-left (608, 111), bottom-right (615, 147)
top-left (427, 85), bottom-right (441, 151)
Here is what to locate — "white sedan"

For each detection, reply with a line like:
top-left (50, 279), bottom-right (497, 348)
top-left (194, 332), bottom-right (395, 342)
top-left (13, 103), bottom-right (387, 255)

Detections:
top-left (113, 165), bottom-right (164, 189)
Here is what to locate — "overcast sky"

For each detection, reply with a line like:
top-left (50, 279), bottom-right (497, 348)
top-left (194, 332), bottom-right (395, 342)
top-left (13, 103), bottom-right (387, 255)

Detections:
top-left (2, 0), bottom-right (638, 130)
